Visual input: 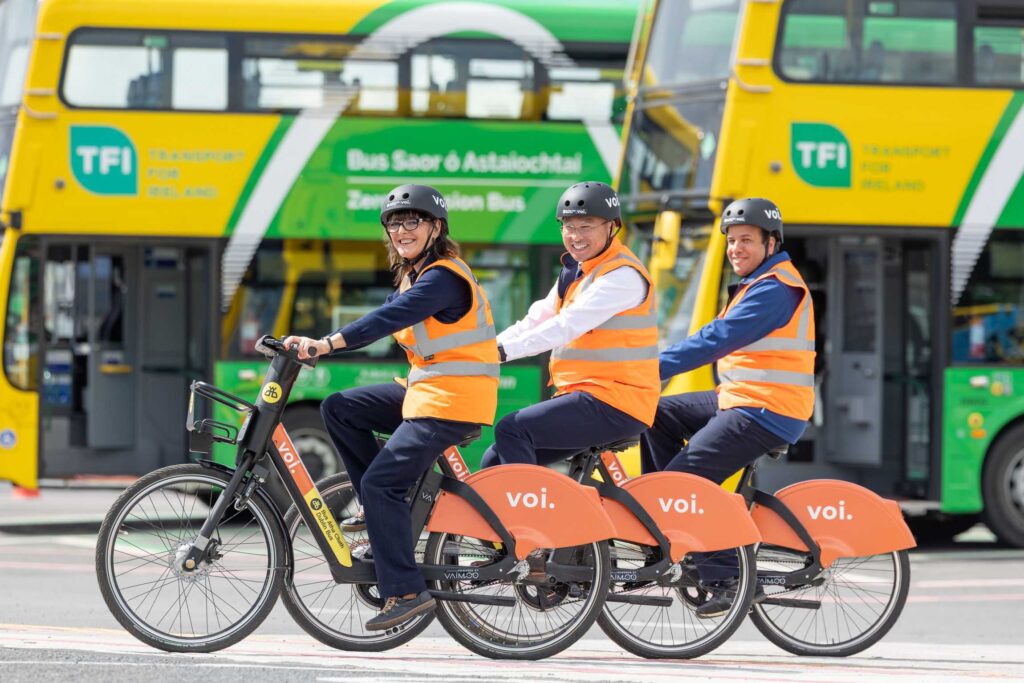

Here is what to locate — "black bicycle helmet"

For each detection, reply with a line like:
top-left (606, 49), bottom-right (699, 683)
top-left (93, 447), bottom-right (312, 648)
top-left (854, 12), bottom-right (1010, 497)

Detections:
top-left (555, 181), bottom-right (621, 223)
top-left (381, 184), bottom-right (448, 225)
top-left (720, 197), bottom-right (784, 244)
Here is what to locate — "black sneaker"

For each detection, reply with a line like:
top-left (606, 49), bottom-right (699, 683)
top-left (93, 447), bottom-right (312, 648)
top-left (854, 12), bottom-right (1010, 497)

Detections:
top-left (341, 508), bottom-right (365, 533)
top-left (365, 590), bottom-right (436, 631)
top-left (695, 580), bottom-right (765, 619)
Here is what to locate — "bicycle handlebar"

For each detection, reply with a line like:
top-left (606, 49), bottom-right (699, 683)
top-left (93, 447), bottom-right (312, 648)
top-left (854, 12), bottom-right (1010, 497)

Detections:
top-left (254, 335), bottom-right (318, 367)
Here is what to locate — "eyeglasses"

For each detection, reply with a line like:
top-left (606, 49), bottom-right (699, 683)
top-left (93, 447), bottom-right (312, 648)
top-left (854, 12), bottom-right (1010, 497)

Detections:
top-left (384, 217), bottom-right (431, 233)
top-left (560, 220), bottom-right (610, 235)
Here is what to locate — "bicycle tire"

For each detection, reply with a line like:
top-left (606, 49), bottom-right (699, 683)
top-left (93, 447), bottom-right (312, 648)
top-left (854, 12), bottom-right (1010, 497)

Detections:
top-left (280, 473), bottom-right (434, 651)
top-left (425, 532), bottom-right (611, 660)
top-left (749, 547), bottom-right (911, 656)
top-left (96, 464), bottom-right (286, 652)
top-left (597, 541), bottom-right (757, 659)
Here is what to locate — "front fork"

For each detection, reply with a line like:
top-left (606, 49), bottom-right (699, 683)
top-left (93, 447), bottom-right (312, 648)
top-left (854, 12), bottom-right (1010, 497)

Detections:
top-left (177, 451), bottom-right (260, 572)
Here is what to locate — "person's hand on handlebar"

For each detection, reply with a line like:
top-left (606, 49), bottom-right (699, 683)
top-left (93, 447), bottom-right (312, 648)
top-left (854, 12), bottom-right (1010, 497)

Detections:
top-left (282, 335), bottom-right (329, 360)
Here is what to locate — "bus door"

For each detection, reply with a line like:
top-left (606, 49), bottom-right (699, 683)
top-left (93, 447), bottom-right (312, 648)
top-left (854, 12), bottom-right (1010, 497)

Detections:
top-left (826, 238), bottom-right (885, 465)
top-left (40, 242), bottom-right (211, 478)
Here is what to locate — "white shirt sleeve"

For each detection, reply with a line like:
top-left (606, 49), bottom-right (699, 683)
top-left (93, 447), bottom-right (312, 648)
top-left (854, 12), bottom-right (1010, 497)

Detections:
top-left (500, 267), bottom-right (649, 361)
top-left (496, 283), bottom-right (558, 346)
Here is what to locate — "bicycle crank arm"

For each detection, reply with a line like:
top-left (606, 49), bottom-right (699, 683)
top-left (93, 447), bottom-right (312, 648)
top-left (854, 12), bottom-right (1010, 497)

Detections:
top-left (760, 597), bottom-right (822, 610)
top-left (428, 590), bottom-right (516, 607)
top-left (606, 593), bottom-right (673, 607)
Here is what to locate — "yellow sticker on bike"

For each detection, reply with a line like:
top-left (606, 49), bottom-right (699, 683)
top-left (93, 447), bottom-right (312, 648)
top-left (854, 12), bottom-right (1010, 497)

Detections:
top-left (273, 425), bottom-right (351, 567)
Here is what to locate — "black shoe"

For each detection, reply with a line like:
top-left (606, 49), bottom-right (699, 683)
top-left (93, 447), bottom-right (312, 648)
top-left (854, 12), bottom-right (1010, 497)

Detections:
top-left (696, 580), bottom-right (765, 619)
top-left (341, 508), bottom-right (365, 533)
top-left (365, 591), bottom-right (436, 631)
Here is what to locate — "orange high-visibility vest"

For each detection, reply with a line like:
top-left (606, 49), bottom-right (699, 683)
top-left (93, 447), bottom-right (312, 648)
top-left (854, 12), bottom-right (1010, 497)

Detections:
top-left (393, 257), bottom-right (500, 425)
top-left (548, 239), bottom-right (660, 426)
top-left (716, 259), bottom-right (815, 420)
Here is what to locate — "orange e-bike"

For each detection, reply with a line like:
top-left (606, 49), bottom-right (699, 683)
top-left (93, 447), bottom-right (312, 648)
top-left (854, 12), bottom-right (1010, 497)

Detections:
top-left (737, 446), bottom-right (917, 656)
top-left (95, 336), bottom-right (618, 660)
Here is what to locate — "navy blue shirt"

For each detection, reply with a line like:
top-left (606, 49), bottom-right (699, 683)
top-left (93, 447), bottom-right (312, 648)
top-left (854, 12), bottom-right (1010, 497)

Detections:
top-left (334, 257), bottom-right (472, 352)
top-left (658, 251), bottom-right (810, 443)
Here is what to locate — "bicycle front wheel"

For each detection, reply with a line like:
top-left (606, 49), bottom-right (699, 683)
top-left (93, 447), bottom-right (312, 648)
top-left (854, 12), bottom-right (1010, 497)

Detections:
top-left (749, 546), bottom-right (911, 656)
top-left (425, 534), bottom-right (611, 660)
top-left (95, 464), bottom-right (286, 652)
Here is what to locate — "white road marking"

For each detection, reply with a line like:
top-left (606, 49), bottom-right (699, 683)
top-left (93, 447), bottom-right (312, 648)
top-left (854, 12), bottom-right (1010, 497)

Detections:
top-left (1, 625), bottom-right (1022, 682)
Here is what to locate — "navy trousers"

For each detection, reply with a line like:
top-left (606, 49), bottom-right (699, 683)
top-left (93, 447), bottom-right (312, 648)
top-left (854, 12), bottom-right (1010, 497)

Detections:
top-left (320, 383), bottom-right (479, 599)
top-left (481, 391), bottom-right (647, 468)
top-left (641, 390), bottom-right (786, 479)
top-left (640, 390), bottom-right (787, 582)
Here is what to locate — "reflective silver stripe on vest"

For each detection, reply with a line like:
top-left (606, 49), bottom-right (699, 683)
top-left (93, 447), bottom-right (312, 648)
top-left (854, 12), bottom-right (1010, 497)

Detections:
top-left (574, 253), bottom-right (648, 295)
top-left (719, 368), bottom-right (815, 387)
top-left (405, 259), bottom-right (494, 359)
top-left (551, 345), bottom-right (659, 362)
top-left (594, 307), bottom-right (658, 330)
top-left (795, 293), bottom-right (811, 339)
top-left (739, 337), bottom-right (816, 352)
top-left (408, 361), bottom-right (500, 385)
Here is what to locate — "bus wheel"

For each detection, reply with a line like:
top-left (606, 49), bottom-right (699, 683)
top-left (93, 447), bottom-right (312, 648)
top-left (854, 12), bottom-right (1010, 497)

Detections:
top-left (982, 425), bottom-right (1024, 548)
top-left (283, 405), bottom-right (342, 482)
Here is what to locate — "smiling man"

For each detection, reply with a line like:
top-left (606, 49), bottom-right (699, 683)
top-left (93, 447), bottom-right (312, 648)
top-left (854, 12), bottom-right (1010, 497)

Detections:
top-left (641, 197), bottom-right (816, 617)
top-left (480, 181), bottom-right (660, 470)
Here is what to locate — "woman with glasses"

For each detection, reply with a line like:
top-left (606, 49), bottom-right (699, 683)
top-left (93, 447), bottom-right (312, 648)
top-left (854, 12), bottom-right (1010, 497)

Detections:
top-left (481, 181), bottom-right (660, 470)
top-left (284, 184), bottom-right (499, 631)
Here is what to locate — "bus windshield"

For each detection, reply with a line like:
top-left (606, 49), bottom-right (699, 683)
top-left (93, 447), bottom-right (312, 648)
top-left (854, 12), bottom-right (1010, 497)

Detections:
top-left (0, 0), bottom-right (37, 206)
top-left (644, 0), bottom-right (741, 88)
top-left (618, 0), bottom-right (739, 208)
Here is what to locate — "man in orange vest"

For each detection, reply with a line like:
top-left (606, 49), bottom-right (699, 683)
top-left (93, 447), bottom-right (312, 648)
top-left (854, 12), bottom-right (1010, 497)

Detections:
top-left (642, 197), bottom-right (815, 616)
top-left (285, 184), bottom-right (499, 630)
top-left (481, 182), bottom-right (660, 469)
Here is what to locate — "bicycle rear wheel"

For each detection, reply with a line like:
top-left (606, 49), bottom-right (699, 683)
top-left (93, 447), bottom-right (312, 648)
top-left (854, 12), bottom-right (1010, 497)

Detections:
top-left (425, 533), bottom-right (611, 660)
top-left (281, 473), bottom-right (434, 651)
top-left (749, 546), bottom-right (910, 656)
top-left (96, 464), bottom-right (285, 652)
top-left (598, 541), bottom-right (756, 658)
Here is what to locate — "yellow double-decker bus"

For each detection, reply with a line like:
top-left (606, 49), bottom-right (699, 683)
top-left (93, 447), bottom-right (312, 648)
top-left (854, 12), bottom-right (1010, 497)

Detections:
top-left (0, 0), bottom-right (639, 488)
top-left (618, 0), bottom-right (1024, 546)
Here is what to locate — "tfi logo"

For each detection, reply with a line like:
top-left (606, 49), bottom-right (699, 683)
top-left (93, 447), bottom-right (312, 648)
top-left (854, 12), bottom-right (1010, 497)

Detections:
top-left (70, 126), bottom-right (138, 195)
top-left (433, 195), bottom-right (446, 210)
top-left (658, 494), bottom-right (704, 515)
top-left (506, 488), bottom-right (555, 509)
top-left (604, 196), bottom-right (620, 208)
top-left (791, 122), bottom-right (851, 188)
top-left (806, 500), bottom-right (853, 521)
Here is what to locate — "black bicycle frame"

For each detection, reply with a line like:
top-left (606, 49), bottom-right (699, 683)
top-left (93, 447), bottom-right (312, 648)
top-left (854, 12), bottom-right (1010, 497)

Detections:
top-left (181, 338), bottom-right (594, 604)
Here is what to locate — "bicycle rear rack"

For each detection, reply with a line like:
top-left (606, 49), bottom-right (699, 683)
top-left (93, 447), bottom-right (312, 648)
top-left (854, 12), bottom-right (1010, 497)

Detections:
top-left (186, 381), bottom-right (257, 455)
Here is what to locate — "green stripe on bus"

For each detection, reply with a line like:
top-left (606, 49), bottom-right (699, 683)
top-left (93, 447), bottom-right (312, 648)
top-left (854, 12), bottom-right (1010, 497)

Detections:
top-left (225, 116), bottom-right (296, 236)
top-left (953, 92), bottom-right (1024, 227)
top-left (350, 0), bottom-right (639, 44)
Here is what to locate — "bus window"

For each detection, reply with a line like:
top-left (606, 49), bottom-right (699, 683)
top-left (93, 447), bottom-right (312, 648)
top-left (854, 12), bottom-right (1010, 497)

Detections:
top-left (410, 39), bottom-right (535, 120)
top-left (974, 26), bottom-right (1024, 86)
top-left (777, 0), bottom-right (957, 85)
top-left (461, 247), bottom-right (530, 334)
top-left (546, 63), bottom-right (621, 123)
top-left (0, 0), bottom-right (33, 108)
top-left (3, 238), bottom-right (39, 391)
top-left (953, 230), bottom-right (1024, 364)
top-left (644, 0), bottom-right (741, 87)
top-left (62, 30), bottom-right (228, 110)
top-left (241, 36), bottom-right (399, 114)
